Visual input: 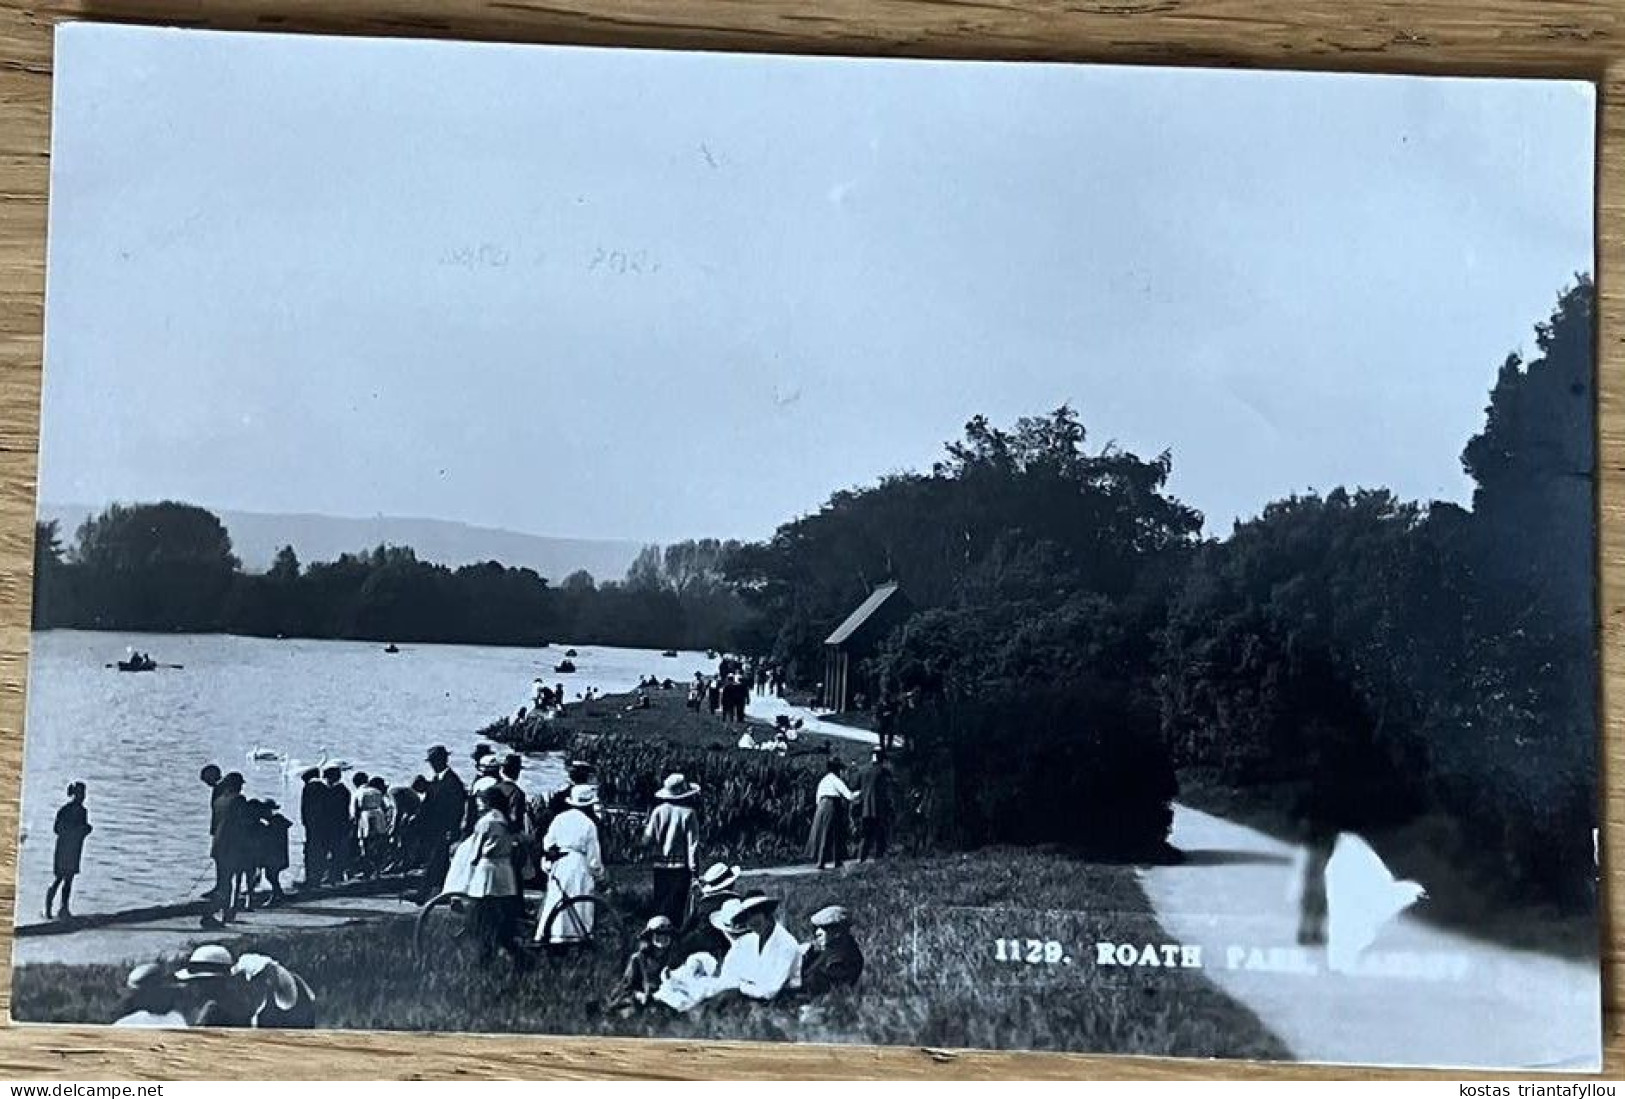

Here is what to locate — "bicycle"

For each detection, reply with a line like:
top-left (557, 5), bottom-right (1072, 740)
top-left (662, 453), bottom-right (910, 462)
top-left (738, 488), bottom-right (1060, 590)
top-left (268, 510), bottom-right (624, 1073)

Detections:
top-left (412, 850), bottom-right (628, 964)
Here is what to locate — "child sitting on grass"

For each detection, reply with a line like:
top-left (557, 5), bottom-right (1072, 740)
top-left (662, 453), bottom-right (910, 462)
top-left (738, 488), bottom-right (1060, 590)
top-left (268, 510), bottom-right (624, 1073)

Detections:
top-left (606, 916), bottom-right (675, 1014)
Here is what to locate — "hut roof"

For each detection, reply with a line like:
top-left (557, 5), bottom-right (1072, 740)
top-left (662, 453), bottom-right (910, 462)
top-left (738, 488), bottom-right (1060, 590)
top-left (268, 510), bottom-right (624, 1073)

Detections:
top-left (824, 582), bottom-right (903, 647)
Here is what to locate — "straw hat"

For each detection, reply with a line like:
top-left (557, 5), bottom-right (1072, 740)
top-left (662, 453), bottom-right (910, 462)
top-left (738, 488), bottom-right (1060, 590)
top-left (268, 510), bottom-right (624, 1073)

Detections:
top-left (234, 953), bottom-right (301, 1011)
top-left (697, 862), bottom-right (741, 895)
top-left (654, 773), bottom-right (701, 802)
top-left (125, 961), bottom-right (171, 991)
top-left (709, 897), bottom-right (746, 933)
top-left (566, 784), bottom-right (599, 809)
top-left (175, 944), bottom-right (235, 981)
top-left (710, 894), bottom-right (777, 934)
top-left (640, 916), bottom-right (675, 941)
top-left (476, 755), bottom-right (502, 775)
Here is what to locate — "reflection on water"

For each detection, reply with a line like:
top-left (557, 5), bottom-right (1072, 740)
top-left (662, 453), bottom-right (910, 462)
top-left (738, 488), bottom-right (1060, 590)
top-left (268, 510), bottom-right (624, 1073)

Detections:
top-left (17, 631), bottom-right (716, 918)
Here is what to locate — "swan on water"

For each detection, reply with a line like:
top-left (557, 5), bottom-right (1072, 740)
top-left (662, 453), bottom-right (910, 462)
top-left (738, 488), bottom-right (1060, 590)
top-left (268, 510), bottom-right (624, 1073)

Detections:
top-left (278, 746), bottom-right (351, 785)
top-left (248, 747), bottom-right (284, 763)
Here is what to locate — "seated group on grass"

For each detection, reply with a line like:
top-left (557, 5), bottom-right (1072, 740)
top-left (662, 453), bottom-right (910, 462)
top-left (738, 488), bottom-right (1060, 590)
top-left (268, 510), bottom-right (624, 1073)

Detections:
top-left (111, 943), bottom-right (315, 1029)
top-left (606, 862), bottom-right (865, 1014)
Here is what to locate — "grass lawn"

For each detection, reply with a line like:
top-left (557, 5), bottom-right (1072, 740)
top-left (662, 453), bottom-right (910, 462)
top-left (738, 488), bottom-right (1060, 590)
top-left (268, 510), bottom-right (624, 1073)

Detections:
top-left (13, 849), bottom-right (1288, 1061)
top-left (494, 688), bottom-right (872, 766)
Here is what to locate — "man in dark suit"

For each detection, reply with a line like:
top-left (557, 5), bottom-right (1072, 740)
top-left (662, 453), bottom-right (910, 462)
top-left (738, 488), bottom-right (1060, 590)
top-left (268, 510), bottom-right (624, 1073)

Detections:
top-left (201, 773), bottom-right (249, 928)
top-left (418, 745), bottom-right (466, 901)
top-left (297, 767), bottom-right (324, 889)
top-left (317, 765), bottom-right (351, 884)
top-left (857, 748), bottom-right (896, 861)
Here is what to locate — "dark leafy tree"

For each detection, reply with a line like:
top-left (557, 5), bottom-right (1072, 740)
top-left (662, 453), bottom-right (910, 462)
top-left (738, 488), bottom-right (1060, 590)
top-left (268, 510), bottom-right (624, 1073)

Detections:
top-left (68, 502), bottom-right (239, 631)
top-left (32, 520), bottom-right (69, 628)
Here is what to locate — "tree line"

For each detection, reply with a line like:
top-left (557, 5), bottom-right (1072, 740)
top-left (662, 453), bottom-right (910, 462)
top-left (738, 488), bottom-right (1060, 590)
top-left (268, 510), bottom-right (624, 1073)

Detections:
top-left (33, 512), bottom-right (755, 652)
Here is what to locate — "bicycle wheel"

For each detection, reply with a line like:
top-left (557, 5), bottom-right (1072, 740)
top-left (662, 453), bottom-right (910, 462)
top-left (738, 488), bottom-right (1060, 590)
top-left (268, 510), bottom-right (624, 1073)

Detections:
top-left (539, 893), bottom-right (629, 954)
top-left (413, 890), bottom-right (475, 963)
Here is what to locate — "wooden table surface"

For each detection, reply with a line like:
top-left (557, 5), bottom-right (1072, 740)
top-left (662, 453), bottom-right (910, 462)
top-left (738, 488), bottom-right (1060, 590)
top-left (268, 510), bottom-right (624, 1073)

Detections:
top-left (0, 0), bottom-right (1619, 1080)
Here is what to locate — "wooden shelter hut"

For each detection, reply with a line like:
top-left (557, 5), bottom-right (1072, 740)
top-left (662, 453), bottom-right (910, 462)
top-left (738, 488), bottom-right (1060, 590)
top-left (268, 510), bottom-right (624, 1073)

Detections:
top-left (820, 582), bottom-right (911, 713)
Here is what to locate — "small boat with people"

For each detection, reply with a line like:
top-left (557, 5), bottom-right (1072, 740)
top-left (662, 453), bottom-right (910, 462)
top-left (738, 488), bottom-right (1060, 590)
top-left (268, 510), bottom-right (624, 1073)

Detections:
top-left (555, 660), bottom-right (577, 674)
top-left (706, 649), bottom-right (718, 659)
top-left (110, 648), bottom-right (165, 672)
top-left (564, 648), bottom-right (579, 658)
top-left (384, 643), bottom-right (400, 654)
top-left (662, 649), bottom-right (678, 658)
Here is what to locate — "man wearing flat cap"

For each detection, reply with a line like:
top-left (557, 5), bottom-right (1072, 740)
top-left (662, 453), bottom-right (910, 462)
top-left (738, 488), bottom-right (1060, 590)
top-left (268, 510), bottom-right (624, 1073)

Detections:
top-left (799, 905), bottom-right (865, 994)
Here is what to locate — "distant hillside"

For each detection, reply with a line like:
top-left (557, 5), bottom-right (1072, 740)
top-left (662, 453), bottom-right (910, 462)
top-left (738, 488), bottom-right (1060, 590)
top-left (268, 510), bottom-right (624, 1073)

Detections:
top-left (41, 503), bottom-right (644, 585)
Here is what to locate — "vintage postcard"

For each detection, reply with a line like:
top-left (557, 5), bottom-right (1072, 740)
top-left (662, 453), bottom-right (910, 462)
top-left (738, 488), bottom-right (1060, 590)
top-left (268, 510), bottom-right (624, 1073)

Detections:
top-left (12, 23), bottom-right (1602, 1070)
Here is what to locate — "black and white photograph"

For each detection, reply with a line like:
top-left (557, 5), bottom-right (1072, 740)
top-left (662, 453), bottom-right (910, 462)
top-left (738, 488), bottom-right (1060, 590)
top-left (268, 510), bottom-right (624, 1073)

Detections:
top-left (10, 22), bottom-right (1603, 1071)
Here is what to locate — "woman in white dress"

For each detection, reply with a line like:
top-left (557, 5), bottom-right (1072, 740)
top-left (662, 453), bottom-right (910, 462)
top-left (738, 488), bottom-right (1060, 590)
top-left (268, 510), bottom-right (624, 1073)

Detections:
top-left (535, 784), bottom-right (605, 943)
top-left (467, 787), bottom-right (520, 961)
top-left (352, 773), bottom-right (389, 876)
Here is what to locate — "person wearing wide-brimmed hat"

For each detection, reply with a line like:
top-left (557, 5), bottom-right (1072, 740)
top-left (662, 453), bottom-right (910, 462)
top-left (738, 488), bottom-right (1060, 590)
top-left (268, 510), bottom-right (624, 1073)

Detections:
top-left (234, 951), bottom-right (317, 1028)
top-left (464, 749), bottom-right (503, 835)
top-left (113, 962), bottom-right (188, 1028)
top-left (799, 905), bottom-right (864, 995)
top-left (174, 944), bottom-right (253, 1026)
top-left (607, 915), bottom-right (676, 1013)
top-left (674, 861), bottom-right (740, 962)
top-left (806, 757), bottom-right (859, 871)
top-left (545, 760), bottom-right (596, 823)
top-left (535, 784), bottom-right (605, 944)
top-left (715, 893), bottom-right (801, 1001)
top-left (643, 773), bottom-right (702, 927)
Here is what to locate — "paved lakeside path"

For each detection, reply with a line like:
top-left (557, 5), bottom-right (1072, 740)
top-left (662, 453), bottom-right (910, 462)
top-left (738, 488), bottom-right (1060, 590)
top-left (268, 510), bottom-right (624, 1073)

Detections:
top-left (12, 893), bottom-right (416, 968)
top-left (744, 694), bottom-right (880, 746)
top-left (1140, 804), bottom-right (1601, 1071)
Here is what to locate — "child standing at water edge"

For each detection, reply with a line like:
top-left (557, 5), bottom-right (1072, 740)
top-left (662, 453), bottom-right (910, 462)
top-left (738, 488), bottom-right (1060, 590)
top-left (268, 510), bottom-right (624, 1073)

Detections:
top-left (46, 781), bottom-right (92, 920)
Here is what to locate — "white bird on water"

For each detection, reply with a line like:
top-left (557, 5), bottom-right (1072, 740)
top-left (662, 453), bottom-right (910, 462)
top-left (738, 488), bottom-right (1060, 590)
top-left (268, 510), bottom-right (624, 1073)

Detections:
top-left (273, 746), bottom-right (351, 787)
top-left (1324, 832), bottom-right (1426, 974)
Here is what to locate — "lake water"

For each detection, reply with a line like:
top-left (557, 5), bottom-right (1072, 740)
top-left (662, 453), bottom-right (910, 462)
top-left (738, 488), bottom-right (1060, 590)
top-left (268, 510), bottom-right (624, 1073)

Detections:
top-left (16, 631), bottom-right (719, 919)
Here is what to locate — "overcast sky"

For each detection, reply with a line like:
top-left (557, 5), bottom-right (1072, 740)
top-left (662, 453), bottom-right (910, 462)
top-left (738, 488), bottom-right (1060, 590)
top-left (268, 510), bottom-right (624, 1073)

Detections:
top-left (39, 24), bottom-right (1595, 546)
